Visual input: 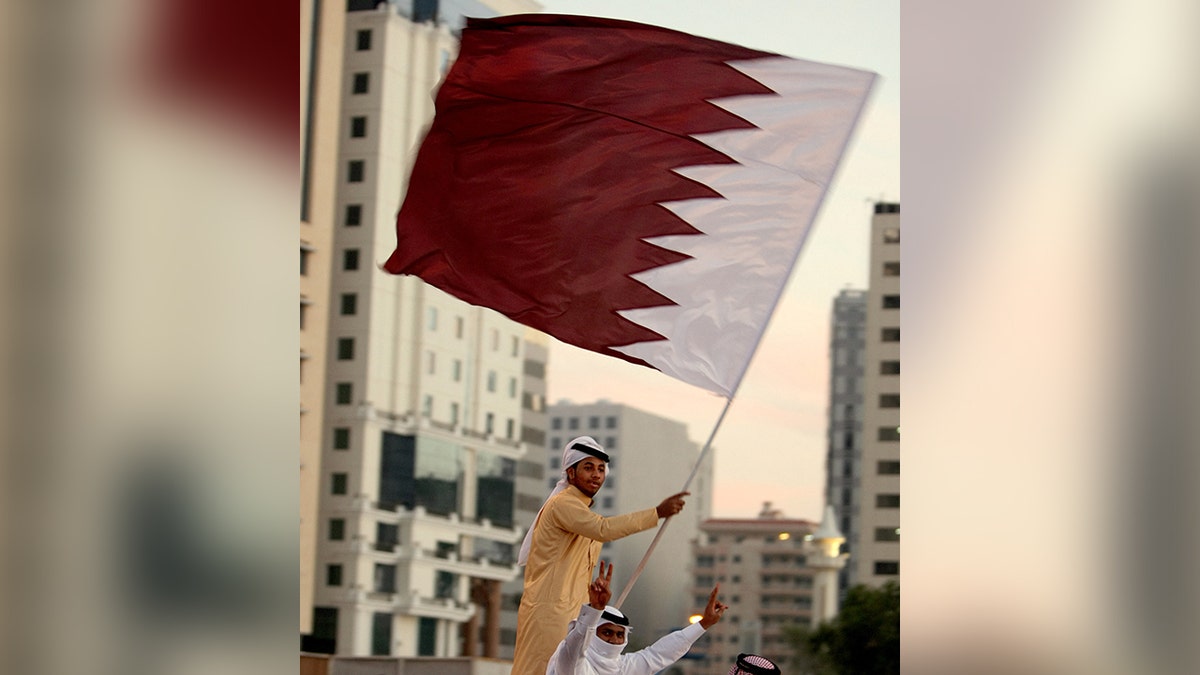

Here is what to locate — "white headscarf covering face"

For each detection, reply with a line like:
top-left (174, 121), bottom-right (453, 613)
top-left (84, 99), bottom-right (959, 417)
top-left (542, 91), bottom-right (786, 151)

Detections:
top-left (584, 606), bottom-right (631, 675)
top-left (517, 436), bottom-right (610, 565)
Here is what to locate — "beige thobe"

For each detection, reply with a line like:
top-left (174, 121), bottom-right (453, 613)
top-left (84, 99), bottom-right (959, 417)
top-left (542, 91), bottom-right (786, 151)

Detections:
top-left (510, 485), bottom-right (658, 675)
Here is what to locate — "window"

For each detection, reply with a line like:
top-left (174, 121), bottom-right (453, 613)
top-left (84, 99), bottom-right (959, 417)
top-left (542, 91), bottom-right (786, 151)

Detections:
top-left (568, 417), bottom-right (579, 430)
top-left (882, 294), bottom-right (900, 309)
top-left (352, 72), bottom-right (369, 94)
top-left (588, 416), bottom-right (599, 429)
top-left (882, 227), bottom-right (900, 243)
top-left (374, 564), bottom-right (396, 592)
top-left (881, 327), bottom-right (900, 342)
top-left (486, 370), bottom-right (496, 392)
top-left (300, 298), bottom-right (309, 329)
top-left (842, 488), bottom-right (852, 506)
top-left (878, 460), bottom-right (900, 475)
top-left (883, 261), bottom-right (900, 276)
top-left (333, 427), bottom-right (350, 450)
top-left (421, 395), bottom-right (433, 417)
top-left (337, 338), bottom-right (354, 361)
top-left (606, 416), bottom-right (617, 429)
top-left (505, 418), bottom-right (514, 439)
top-left (343, 249), bottom-right (360, 271)
top-left (335, 383), bottom-right (352, 404)
top-left (345, 204), bottom-right (362, 226)
top-left (452, 359), bottom-right (462, 382)
top-left (372, 612), bottom-right (393, 656)
top-left (875, 527), bottom-right (901, 542)
top-left (376, 523), bottom-right (398, 552)
top-left (876, 493), bottom-right (900, 508)
top-left (550, 457), bottom-right (560, 469)
top-left (329, 518), bottom-right (345, 540)
top-left (880, 393), bottom-right (900, 408)
top-left (326, 564), bottom-right (342, 586)
top-left (300, 246), bottom-right (312, 275)
top-left (435, 571), bottom-right (456, 599)
top-left (878, 426), bottom-right (900, 441)
top-left (425, 351), bottom-right (435, 375)
top-left (605, 437), bottom-right (616, 449)
top-left (355, 29), bottom-right (372, 51)
top-left (418, 617), bottom-right (437, 656)
top-left (511, 336), bottom-right (519, 357)
top-left (843, 461), bottom-right (853, 477)
top-left (602, 496), bottom-right (613, 509)
top-left (843, 432), bottom-right (853, 449)
top-left (485, 412), bottom-right (494, 435)
top-left (880, 360), bottom-right (900, 375)
top-left (449, 402), bottom-right (459, 425)
top-left (427, 307), bottom-right (438, 330)
top-left (340, 293), bottom-right (357, 315)
top-left (350, 116), bottom-right (367, 138)
top-left (331, 473), bottom-right (348, 495)
top-left (551, 418), bottom-right (562, 430)
top-left (455, 316), bottom-right (464, 338)
top-left (347, 160), bottom-right (364, 183)
top-left (874, 561), bottom-right (900, 575)
top-left (508, 377), bottom-right (517, 398)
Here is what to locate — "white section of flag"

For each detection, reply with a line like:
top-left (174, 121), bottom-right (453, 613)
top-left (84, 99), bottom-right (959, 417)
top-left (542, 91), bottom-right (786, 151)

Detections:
top-left (612, 57), bottom-right (876, 397)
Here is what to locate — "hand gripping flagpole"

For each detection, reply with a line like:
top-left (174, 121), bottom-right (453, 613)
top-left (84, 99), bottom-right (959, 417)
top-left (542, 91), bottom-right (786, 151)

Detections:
top-left (613, 394), bottom-right (735, 609)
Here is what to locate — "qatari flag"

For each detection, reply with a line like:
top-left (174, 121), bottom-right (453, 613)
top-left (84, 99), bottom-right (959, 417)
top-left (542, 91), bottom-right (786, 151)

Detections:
top-left (383, 14), bottom-right (875, 397)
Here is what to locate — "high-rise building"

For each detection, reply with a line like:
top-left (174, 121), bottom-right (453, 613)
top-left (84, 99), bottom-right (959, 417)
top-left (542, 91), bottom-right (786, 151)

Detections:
top-left (854, 202), bottom-right (901, 586)
top-left (544, 401), bottom-right (714, 648)
top-left (824, 289), bottom-right (867, 592)
top-left (304, 0), bottom-right (540, 657)
top-left (300, 0), bottom-right (346, 634)
top-left (493, 333), bottom-right (549, 659)
top-left (682, 505), bottom-right (842, 675)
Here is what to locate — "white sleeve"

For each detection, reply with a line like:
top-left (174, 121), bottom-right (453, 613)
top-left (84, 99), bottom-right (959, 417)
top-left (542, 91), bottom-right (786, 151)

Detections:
top-left (619, 623), bottom-right (707, 675)
top-left (547, 605), bottom-right (604, 675)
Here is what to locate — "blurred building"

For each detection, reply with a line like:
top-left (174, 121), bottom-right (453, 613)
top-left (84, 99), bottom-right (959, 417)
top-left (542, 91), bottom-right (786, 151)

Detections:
top-left (302, 0), bottom-right (540, 657)
top-left (301, 0), bottom-right (347, 634)
top-left (853, 202), bottom-right (901, 586)
top-left (824, 288), bottom-right (867, 593)
top-left (681, 505), bottom-right (845, 675)
top-left (494, 334), bottom-right (549, 659)
top-left (544, 401), bottom-right (714, 648)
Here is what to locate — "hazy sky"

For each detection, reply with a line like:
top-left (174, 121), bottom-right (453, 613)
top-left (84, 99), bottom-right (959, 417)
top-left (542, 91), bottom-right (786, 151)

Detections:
top-left (532, 1), bottom-right (901, 519)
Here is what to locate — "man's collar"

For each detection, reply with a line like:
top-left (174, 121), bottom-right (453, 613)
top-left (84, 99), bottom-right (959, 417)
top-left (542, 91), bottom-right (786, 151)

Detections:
top-left (563, 484), bottom-right (594, 506)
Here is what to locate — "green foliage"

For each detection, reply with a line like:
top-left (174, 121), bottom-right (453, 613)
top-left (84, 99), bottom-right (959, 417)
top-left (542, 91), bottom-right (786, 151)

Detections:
top-left (786, 581), bottom-right (899, 675)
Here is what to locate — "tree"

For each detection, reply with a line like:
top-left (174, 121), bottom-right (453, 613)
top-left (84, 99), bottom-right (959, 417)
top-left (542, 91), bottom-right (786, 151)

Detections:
top-left (786, 581), bottom-right (900, 674)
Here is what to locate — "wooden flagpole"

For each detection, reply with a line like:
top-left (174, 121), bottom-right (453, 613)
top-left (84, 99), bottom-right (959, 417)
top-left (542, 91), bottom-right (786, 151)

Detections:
top-left (613, 394), bottom-right (735, 608)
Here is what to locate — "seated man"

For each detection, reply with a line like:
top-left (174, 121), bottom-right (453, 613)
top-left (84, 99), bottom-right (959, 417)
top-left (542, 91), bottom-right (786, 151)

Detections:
top-left (547, 561), bottom-right (727, 675)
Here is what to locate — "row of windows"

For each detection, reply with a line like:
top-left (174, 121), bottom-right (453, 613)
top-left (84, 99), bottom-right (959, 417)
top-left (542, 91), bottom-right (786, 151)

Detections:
top-left (550, 415), bottom-right (618, 431)
top-left (548, 437), bottom-right (618, 455)
top-left (833, 459), bottom-right (901, 479)
top-left (302, 246), bottom-right (362, 276)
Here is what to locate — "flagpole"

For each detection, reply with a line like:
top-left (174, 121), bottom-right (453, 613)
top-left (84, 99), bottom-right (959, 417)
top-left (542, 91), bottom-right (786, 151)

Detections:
top-left (613, 394), bottom-right (735, 609)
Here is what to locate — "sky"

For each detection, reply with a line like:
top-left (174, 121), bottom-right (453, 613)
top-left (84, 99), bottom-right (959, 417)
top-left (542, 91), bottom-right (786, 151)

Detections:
top-left (532, 1), bottom-right (900, 520)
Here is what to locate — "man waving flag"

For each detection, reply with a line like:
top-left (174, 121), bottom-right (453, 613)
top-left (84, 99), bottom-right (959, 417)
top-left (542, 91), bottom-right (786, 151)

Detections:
top-left (383, 13), bottom-right (875, 398)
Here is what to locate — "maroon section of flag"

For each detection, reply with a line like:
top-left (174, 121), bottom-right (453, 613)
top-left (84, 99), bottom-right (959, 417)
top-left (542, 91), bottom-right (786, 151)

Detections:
top-left (382, 14), bottom-right (778, 369)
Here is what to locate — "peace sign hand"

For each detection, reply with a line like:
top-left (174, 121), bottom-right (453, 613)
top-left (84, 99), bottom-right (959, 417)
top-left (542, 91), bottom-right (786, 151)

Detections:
top-left (589, 561), bottom-right (613, 610)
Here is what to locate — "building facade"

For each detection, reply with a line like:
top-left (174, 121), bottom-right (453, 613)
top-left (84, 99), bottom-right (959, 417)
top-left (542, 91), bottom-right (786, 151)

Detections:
top-left (682, 507), bottom-right (840, 675)
top-left (853, 202), bottom-right (901, 586)
top-left (301, 0), bottom-right (347, 633)
top-left (544, 401), bottom-right (714, 648)
top-left (305, 0), bottom-right (541, 657)
top-left (824, 289), bottom-right (867, 592)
